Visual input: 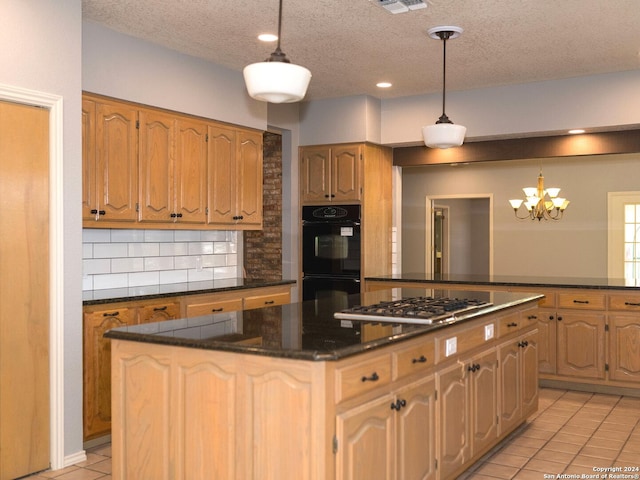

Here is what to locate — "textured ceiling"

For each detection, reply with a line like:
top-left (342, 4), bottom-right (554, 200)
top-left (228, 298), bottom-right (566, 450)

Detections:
top-left (82, 0), bottom-right (640, 101)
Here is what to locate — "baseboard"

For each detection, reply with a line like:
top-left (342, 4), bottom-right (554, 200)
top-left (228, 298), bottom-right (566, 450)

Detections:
top-left (63, 450), bottom-right (87, 468)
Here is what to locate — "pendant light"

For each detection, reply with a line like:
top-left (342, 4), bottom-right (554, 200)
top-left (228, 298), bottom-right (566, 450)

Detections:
top-left (243, 0), bottom-right (311, 103)
top-left (422, 26), bottom-right (466, 149)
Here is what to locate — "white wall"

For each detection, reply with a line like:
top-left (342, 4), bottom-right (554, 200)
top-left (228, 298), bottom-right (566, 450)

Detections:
top-left (82, 21), bottom-right (267, 131)
top-left (0, 0), bottom-right (83, 462)
top-left (402, 153), bottom-right (640, 278)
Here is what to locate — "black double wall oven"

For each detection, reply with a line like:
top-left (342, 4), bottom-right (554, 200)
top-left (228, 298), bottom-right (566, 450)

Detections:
top-left (302, 205), bottom-right (362, 303)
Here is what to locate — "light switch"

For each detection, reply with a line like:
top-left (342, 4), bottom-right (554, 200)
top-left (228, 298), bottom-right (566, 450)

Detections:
top-left (485, 323), bottom-right (495, 340)
top-left (445, 337), bottom-right (457, 357)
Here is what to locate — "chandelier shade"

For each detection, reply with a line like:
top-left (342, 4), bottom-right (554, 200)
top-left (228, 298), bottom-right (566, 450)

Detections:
top-left (509, 171), bottom-right (570, 221)
top-left (422, 26), bottom-right (466, 149)
top-left (243, 0), bottom-right (311, 103)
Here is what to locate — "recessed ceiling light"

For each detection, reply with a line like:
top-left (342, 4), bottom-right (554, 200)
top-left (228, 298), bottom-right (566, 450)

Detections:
top-left (568, 129), bottom-right (586, 134)
top-left (258, 33), bottom-right (278, 42)
top-left (377, 82), bottom-right (392, 88)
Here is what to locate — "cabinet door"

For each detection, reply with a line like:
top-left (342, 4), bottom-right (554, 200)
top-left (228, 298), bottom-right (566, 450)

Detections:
top-left (208, 124), bottom-right (236, 225)
top-left (175, 118), bottom-right (207, 224)
top-left (556, 312), bottom-right (606, 379)
top-left (609, 315), bottom-right (640, 383)
top-left (137, 302), bottom-right (181, 324)
top-left (138, 109), bottom-right (175, 222)
top-left (469, 349), bottom-right (498, 455)
top-left (437, 362), bottom-right (469, 479)
top-left (82, 98), bottom-right (97, 219)
top-left (336, 393), bottom-right (395, 480)
top-left (498, 339), bottom-right (521, 435)
top-left (300, 146), bottom-right (331, 203)
top-left (520, 331), bottom-right (539, 417)
top-left (396, 377), bottom-right (437, 480)
top-left (87, 100), bottom-right (138, 223)
top-left (83, 308), bottom-right (134, 440)
top-left (536, 309), bottom-right (557, 374)
top-left (236, 129), bottom-right (263, 227)
top-left (332, 145), bottom-right (362, 202)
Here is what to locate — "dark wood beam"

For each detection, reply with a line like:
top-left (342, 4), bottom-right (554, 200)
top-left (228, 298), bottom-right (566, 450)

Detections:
top-left (393, 129), bottom-right (640, 166)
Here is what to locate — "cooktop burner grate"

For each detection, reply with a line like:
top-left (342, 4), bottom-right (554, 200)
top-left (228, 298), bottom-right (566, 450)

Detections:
top-left (334, 296), bottom-right (492, 324)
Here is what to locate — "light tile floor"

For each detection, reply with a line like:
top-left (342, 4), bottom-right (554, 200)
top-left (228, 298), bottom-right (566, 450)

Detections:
top-left (25, 388), bottom-right (640, 480)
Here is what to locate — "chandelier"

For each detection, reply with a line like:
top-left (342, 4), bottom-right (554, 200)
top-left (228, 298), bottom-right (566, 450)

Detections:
top-left (508, 170), bottom-right (570, 221)
top-left (243, 0), bottom-right (311, 103)
top-left (422, 26), bottom-right (466, 149)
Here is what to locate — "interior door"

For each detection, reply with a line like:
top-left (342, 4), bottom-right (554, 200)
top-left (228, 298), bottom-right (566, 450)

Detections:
top-left (0, 100), bottom-right (50, 478)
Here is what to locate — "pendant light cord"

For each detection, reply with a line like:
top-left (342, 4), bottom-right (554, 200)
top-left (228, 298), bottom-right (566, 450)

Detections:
top-left (437, 31), bottom-right (452, 124)
top-left (268, 0), bottom-right (290, 63)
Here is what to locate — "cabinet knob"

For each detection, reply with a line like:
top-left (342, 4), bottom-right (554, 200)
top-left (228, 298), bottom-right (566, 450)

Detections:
top-left (361, 372), bottom-right (379, 382)
top-left (390, 399), bottom-right (406, 411)
top-left (412, 355), bottom-right (427, 364)
top-left (557, 316), bottom-right (563, 321)
top-left (527, 315), bottom-right (538, 320)
top-left (264, 300), bottom-right (275, 305)
top-left (103, 311), bottom-right (120, 317)
top-left (211, 307), bottom-right (224, 312)
top-left (153, 306), bottom-right (168, 312)
top-left (625, 302), bottom-right (640, 306)
top-left (324, 194), bottom-right (330, 198)
top-left (467, 364), bottom-right (480, 372)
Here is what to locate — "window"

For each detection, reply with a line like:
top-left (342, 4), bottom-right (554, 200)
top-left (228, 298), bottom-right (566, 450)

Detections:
top-left (608, 192), bottom-right (640, 282)
top-left (624, 203), bottom-right (640, 280)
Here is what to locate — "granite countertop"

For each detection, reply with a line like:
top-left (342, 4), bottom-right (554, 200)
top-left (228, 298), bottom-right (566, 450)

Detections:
top-left (83, 278), bottom-right (296, 306)
top-left (105, 287), bottom-right (543, 361)
top-left (366, 273), bottom-right (640, 290)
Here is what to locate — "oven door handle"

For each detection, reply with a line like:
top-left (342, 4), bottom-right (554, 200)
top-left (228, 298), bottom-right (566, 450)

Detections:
top-left (302, 220), bottom-right (360, 226)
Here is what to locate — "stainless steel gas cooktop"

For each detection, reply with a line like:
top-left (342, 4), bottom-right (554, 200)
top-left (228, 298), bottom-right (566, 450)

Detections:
top-left (333, 296), bottom-right (492, 325)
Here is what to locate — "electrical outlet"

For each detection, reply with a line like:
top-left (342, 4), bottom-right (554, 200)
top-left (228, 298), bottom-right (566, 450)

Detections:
top-left (445, 337), bottom-right (457, 357)
top-left (485, 324), bottom-right (495, 341)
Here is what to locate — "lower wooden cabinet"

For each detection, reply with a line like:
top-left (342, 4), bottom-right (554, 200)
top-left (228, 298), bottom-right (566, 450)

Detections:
top-left (335, 376), bottom-right (437, 480)
top-left (608, 314), bottom-right (640, 383)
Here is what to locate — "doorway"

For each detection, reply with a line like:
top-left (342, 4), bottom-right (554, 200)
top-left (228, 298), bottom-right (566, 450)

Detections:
top-left (426, 195), bottom-right (493, 276)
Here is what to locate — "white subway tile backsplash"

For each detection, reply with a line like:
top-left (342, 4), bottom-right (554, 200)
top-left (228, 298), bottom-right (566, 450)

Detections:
top-left (159, 270), bottom-right (189, 284)
top-left (94, 243), bottom-right (128, 258)
top-left (128, 271), bottom-right (160, 287)
top-left (111, 257), bottom-right (144, 273)
top-left (128, 242), bottom-right (160, 257)
top-left (83, 228), bottom-right (241, 290)
top-left (145, 230), bottom-right (175, 243)
top-left (82, 229), bottom-right (111, 243)
top-left (111, 229), bottom-right (145, 243)
top-left (159, 242), bottom-right (188, 256)
top-left (83, 258), bottom-right (111, 275)
top-left (93, 273), bottom-right (129, 290)
top-left (188, 242), bottom-right (214, 255)
top-left (174, 230), bottom-right (201, 242)
top-left (144, 256), bottom-right (174, 271)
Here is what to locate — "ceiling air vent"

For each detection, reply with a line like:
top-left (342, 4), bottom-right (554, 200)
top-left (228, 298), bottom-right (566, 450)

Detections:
top-left (371, 0), bottom-right (427, 14)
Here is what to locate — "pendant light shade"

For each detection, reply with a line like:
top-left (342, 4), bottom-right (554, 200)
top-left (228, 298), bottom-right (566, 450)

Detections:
top-left (422, 26), bottom-right (466, 149)
top-left (243, 0), bottom-right (311, 103)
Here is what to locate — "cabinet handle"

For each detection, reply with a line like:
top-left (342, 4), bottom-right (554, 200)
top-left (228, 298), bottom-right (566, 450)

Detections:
top-left (264, 300), bottom-right (275, 305)
top-left (573, 300), bottom-right (590, 304)
top-left (99, 210), bottom-right (106, 215)
top-left (528, 315), bottom-right (538, 320)
top-left (518, 341), bottom-right (529, 348)
top-left (324, 194), bottom-right (330, 198)
top-left (506, 322), bottom-right (518, 327)
top-left (90, 209), bottom-right (98, 214)
top-left (170, 213), bottom-right (177, 218)
top-left (625, 302), bottom-right (640, 306)
top-left (390, 399), bottom-right (406, 411)
top-left (211, 307), bottom-right (224, 312)
top-left (548, 315), bottom-right (555, 320)
top-left (361, 372), bottom-right (379, 382)
top-left (103, 311), bottom-right (120, 317)
top-left (153, 306), bottom-right (168, 311)
top-left (330, 194), bottom-right (336, 198)
top-left (557, 316), bottom-right (563, 321)
top-left (467, 363), bottom-right (480, 372)
top-left (176, 213), bottom-right (183, 218)
top-left (412, 355), bottom-right (427, 364)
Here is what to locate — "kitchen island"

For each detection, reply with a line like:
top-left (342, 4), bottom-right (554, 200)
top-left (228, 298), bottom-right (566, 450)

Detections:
top-left (366, 274), bottom-right (640, 395)
top-left (106, 287), bottom-right (542, 480)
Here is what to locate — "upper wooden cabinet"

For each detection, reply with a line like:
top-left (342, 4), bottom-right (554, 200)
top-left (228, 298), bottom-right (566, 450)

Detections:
top-left (300, 144), bottom-right (362, 204)
top-left (82, 96), bottom-right (138, 223)
top-left (208, 125), bottom-right (263, 229)
top-left (82, 93), bottom-right (263, 230)
top-left (138, 110), bottom-right (207, 224)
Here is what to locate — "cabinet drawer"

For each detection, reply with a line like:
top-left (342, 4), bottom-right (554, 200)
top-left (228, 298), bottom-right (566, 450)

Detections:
top-left (335, 353), bottom-right (392, 403)
top-left (538, 292), bottom-right (556, 308)
top-left (558, 292), bottom-right (606, 310)
top-left (137, 302), bottom-right (181, 324)
top-left (394, 340), bottom-right (435, 379)
top-left (435, 322), bottom-right (491, 361)
top-left (608, 294), bottom-right (640, 312)
top-left (243, 291), bottom-right (290, 310)
top-left (186, 298), bottom-right (243, 318)
top-left (498, 307), bottom-right (539, 337)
